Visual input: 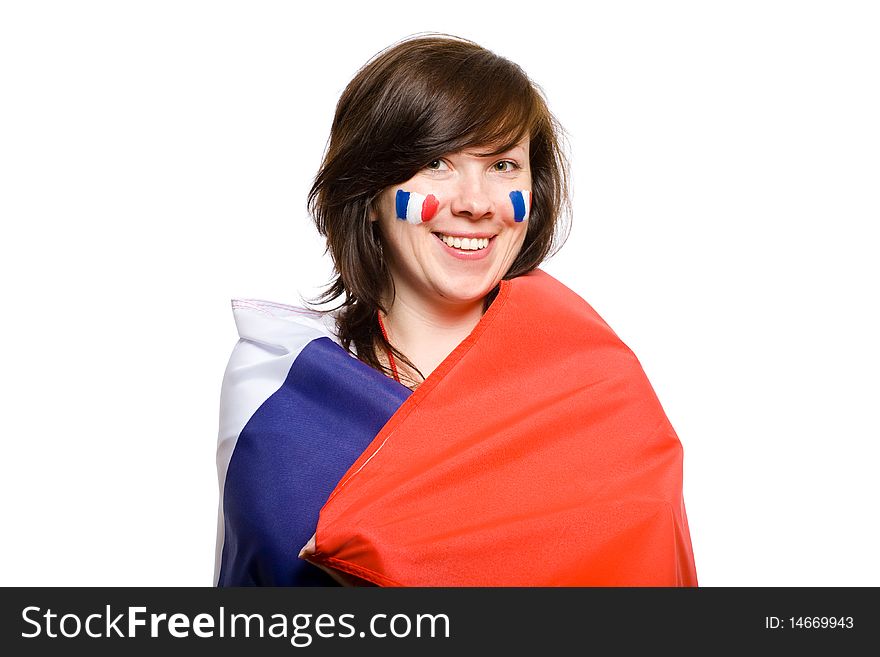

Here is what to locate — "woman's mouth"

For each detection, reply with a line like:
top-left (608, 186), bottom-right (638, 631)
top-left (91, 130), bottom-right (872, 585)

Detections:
top-left (432, 232), bottom-right (496, 260)
top-left (434, 233), bottom-right (491, 251)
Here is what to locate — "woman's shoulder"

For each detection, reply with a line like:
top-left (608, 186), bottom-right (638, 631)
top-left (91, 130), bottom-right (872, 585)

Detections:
top-left (217, 299), bottom-right (348, 469)
top-left (509, 269), bottom-right (606, 321)
top-left (228, 298), bottom-right (341, 350)
top-left (507, 268), bottom-right (629, 350)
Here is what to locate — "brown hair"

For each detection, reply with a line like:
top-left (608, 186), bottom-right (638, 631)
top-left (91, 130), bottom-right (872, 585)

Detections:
top-left (305, 33), bottom-right (571, 385)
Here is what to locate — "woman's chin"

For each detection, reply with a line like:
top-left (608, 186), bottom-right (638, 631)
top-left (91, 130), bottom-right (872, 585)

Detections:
top-left (430, 273), bottom-right (498, 307)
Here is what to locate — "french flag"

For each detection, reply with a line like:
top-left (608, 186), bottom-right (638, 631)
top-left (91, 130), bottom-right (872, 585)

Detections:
top-left (214, 300), bottom-right (411, 586)
top-left (510, 190), bottom-right (531, 222)
top-left (396, 190), bottom-right (439, 224)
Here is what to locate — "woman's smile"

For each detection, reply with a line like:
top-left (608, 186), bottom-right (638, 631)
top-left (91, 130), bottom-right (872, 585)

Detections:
top-left (373, 137), bottom-right (531, 306)
top-left (431, 231), bottom-right (496, 259)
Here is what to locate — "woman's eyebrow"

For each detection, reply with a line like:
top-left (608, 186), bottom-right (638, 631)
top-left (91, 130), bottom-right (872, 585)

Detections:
top-left (464, 145), bottom-right (527, 159)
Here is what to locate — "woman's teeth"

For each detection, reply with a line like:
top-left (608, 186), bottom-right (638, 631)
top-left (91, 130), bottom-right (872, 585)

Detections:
top-left (436, 234), bottom-right (490, 250)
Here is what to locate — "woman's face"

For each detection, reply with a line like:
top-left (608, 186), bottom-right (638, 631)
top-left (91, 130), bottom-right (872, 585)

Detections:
top-left (373, 137), bottom-right (532, 310)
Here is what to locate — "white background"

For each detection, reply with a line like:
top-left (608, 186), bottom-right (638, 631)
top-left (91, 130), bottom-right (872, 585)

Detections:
top-left (1, 1), bottom-right (877, 586)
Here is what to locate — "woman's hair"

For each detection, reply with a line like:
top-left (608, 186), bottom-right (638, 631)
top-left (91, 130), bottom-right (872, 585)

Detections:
top-left (306, 33), bottom-right (571, 385)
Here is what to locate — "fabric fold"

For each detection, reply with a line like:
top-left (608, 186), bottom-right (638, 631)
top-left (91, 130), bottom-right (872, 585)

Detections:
top-left (306, 269), bottom-right (698, 586)
top-left (215, 299), bottom-right (411, 586)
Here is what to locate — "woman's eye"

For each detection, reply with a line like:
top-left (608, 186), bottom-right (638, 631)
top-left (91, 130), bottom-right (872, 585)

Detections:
top-left (426, 159), bottom-right (447, 171)
top-left (494, 160), bottom-right (518, 172)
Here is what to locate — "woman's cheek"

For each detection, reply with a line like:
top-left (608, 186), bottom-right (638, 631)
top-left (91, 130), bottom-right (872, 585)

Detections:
top-left (392, 187), bottom-right (532, 224)
top-left (508, 190), bottom-right (532, 222)
top-left (395, 189), bottom-right (439, 224)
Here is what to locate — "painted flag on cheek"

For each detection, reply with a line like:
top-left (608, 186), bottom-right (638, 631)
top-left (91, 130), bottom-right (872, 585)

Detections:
top-left (396, 189), bottom-right (439, 223)
top-left (509, 189), bottom-right (531, 222)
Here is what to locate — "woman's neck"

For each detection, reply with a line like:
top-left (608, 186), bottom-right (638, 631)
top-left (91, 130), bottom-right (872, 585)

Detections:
top-left (380, 290), bottom-right (486, 386)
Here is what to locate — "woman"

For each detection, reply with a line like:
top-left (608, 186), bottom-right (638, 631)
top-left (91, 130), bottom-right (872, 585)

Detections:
top-left (215, 34), bottom-right (697, 586)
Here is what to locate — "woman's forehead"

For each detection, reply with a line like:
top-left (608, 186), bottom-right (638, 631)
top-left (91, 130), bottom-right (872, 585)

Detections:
top-left (457, 136), bottom-right (530, 159)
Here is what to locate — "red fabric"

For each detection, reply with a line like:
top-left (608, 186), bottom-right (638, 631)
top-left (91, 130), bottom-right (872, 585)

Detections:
top-left (308, 269), bottom-right (698, 586)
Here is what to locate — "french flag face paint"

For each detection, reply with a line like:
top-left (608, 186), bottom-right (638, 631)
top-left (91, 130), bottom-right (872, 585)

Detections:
top-left (509, 190), bottom-right (532, 222)
top-left (395, 190), bottom-right (439, 224)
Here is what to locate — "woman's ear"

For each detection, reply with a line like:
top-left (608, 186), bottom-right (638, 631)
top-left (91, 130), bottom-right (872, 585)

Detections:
top-left (368, 193), bottom-right (383, 222)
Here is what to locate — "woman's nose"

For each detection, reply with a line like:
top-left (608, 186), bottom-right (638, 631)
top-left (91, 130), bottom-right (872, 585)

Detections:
top-left (449, 175), bottom-right (494, 220)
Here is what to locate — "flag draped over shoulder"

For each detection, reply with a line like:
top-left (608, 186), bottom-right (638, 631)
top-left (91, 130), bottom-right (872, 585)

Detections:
top-left (214, 300), bottom-right (411, 586)
top-left (216, 269), bottom-right (697, 587)
top-left (305, 269), bottom-right (698, 586)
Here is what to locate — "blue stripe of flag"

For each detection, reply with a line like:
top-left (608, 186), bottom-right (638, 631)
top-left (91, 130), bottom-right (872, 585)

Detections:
top-left (395, 190), bottom-right (410, 220)
top-left (218, 337), bottom-right (411, 586)
top-left (510, 190), bottom-right (527, 222)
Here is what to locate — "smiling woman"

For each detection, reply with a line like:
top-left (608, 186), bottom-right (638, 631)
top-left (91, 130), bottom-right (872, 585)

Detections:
top-left (214, 34), bottom-right (698, 587)
top-left (306, 35), bottom-right (570, 391)
top-left (366, 138), bottom-right (533, 384)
